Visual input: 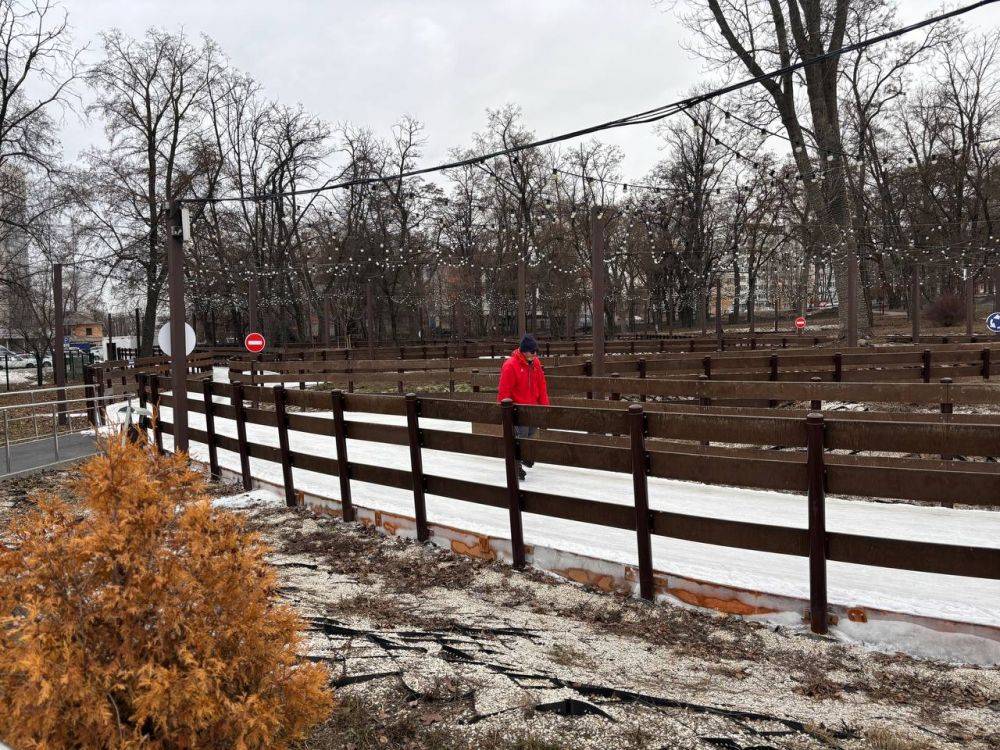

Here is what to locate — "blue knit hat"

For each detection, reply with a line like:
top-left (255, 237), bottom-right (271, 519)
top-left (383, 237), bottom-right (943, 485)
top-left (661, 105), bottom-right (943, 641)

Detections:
top-left (519, 334), bottom-right (538, 354)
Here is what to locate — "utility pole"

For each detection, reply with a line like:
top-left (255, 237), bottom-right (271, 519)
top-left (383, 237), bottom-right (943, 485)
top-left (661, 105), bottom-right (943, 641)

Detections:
top-left (910, 265), bottom-right (921, 342)
top-left (590, 206), bottom-right (608, 380)
top-left (53, 263), bottom-right (67, 425)
top-left (167, 199), bottom-right (189, 453)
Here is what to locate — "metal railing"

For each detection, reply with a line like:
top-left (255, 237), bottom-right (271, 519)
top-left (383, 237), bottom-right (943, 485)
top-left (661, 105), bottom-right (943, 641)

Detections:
top-left (0, 384), bottom-right (133, 475)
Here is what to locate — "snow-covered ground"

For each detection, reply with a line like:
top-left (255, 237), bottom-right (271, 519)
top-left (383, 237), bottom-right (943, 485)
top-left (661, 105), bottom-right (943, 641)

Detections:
top-left (145, 396), bottom-right (1000, 633)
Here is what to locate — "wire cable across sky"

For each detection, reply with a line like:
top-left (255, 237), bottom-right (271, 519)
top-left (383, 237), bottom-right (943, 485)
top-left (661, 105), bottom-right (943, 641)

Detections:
top-left (187, 0), bottom-right (999, 205)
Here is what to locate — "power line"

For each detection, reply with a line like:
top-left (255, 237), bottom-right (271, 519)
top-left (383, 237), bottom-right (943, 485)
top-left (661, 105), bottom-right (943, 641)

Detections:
top-left (185, 0), bottom-right (998, 206)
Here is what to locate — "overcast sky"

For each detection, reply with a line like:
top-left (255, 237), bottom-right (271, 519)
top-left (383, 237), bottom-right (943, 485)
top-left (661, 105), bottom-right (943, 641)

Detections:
top-left (58, 0), bottom-right (1000, 184)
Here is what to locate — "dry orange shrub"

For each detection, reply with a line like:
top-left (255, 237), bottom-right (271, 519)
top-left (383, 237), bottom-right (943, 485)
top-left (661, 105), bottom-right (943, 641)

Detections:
top-left (0, 436), bottom-right (333, 749)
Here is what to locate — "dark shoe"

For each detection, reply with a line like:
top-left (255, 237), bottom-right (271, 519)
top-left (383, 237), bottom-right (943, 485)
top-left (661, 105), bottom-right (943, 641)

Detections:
top-left (522, 459), bottom-right (534, 468)
top-left (517, 466), bottom-right (527, 481)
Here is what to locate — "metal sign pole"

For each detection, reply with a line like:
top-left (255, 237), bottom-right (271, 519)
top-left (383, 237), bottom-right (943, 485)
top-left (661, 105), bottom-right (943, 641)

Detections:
top-left (248, 266), bottom-right (259, 334)
top-left (167, 199), bottom-right (189, 453)
top-left (53, 263), bottom-right (67, 425)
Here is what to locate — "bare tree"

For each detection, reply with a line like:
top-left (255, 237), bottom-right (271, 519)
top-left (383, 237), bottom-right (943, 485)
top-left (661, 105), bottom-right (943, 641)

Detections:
top-left (689, 0), bottom-right (875, 339)
top-left (80, 28), bottom-right (219, 354)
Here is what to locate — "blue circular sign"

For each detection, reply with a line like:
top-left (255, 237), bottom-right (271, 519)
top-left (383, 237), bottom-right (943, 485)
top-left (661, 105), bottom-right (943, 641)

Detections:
top-left (987, 312), bottom-right (1000, 333)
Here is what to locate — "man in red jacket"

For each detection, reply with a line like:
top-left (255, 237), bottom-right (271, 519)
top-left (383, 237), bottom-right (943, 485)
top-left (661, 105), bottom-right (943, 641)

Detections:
top-left (497, 335), bottom-right (549, 479)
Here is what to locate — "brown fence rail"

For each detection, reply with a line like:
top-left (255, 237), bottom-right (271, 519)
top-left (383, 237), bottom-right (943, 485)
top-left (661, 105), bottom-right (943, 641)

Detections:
top-left (206, 332), bottom-right (836, 363)
top-left (142, 374), bottom-right (1000, 636)
top-left (222, 344), bottom-right (1000, 406)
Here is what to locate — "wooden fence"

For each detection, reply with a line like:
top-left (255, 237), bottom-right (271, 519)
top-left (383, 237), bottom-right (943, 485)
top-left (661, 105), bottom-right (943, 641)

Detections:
top-left (223, 343), bottom-right (1000, 398)
top-left (206, 332), bottom-right (835, 363)
top-left (219, 355), bottom-right (1000, 412)
top-left (141, 375), bottom-right (1000, 636)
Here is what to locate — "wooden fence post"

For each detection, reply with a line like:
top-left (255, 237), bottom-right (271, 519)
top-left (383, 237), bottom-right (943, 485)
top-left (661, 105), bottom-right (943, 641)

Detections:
top-left (274, 385), bottom-right (297, 508)
top-left (405, 393), bottom-right (429, 542)
top-left (698, 374), bottom-right (710, 446)
top-left (96, 366), bottom-right (107, 427)
top-left (981, 348), bottom-right (991, 380)
top-left (472, 368), bottom-right (480, 394)
top-left (702, 356), bottom-right (712, 380)
top-left (250, 360), bottom-right (259, 410)
top-left (610, 373), bottom-right (621, 401)
top-left (628, 404), bottom-right (653, 601)
top-left (921, 349), bottom-right (932, 383)
top-left (136, 372), bottom-right (148, 429)
top-left (232, 382), bottom-right (252, 491)
top-left (448, 358), bottom-right (455, 393)
top-left (638, 358), bottom-right (647, 403)
top-left (833, 352), bottom-right (843, 383)
top-left (768, 354), bottom-right (778, 409)
top-left (202, 379), bottom-right (221, 480)
top-left (500, 398), bottom-right (525, 569)
top-left (940, 377), bottom-right (954, 465)
top-left (331, 389), bottom-right (355, 522)
top-left (809, 376), bottom-right (823, 411)
top-left (299, 351), bottom-right (306, 390)
top-left (149, 374), bottom-right (162, 453)
top-left (83, 365), bottom-right (98, 426)
top-left (584, 360), bottom-right (593, 400)
top-left (806, 411), bottom-right (828, 634)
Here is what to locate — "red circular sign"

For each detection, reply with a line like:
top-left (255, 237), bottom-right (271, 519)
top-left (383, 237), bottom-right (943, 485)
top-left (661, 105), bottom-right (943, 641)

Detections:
top-left (794, 316), bottom-right (807, 330)
top-left (244, 332), bottom-right (266, 353)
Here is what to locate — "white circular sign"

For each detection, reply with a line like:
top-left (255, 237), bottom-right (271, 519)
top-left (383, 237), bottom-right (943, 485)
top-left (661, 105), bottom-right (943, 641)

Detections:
top-left (157, 322), bottom-right (196, 356)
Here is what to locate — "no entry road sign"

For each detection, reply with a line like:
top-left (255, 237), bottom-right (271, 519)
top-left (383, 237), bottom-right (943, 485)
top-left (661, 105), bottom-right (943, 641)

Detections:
top-left (988, 312), bottom-right (1000, 334)
top-left (794, 316), bottom-right (807, 330)
top-left (244, 332), bottom-right (266, 353)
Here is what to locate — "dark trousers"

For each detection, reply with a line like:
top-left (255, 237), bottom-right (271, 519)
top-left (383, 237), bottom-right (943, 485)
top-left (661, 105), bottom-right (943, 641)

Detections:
top-left (515, 425), bottom-right (537, 468)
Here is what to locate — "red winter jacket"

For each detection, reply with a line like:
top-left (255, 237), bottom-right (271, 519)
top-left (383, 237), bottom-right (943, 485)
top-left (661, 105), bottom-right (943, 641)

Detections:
top-left (497, 348), bottom-right (550, 406)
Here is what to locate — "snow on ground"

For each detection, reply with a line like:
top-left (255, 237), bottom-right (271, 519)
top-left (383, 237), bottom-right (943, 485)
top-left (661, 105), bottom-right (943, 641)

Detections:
top-left (141, 398), bottom-right (1000, 638)
top-left (238, 500), bottom-right (1000, 748)
top-left (210, 488), bottom-right (282, 509)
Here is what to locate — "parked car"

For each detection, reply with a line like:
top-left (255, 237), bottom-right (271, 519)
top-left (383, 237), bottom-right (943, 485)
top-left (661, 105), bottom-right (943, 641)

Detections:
top-left (13, 353), bottom-right (51, 368)
top-left (0, 348), bottom-right (32, 368)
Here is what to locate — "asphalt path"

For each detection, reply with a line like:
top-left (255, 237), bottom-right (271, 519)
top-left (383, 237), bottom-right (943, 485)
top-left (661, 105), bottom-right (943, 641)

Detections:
top-left (0, 432), bottom-right (96, 478)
